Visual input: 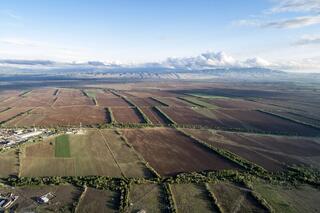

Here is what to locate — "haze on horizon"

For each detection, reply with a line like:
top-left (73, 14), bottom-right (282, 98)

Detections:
top-left (0, 0), bottom-right (320, 72)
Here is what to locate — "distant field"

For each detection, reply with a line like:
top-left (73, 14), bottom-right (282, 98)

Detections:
top-left (5, 106), bottom-right (106, 127)
top-left (55, 135), bottom-right (71, 157)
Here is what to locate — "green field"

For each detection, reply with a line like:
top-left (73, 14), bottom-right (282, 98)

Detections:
top-left (55, 135), bottom-right (71, 157)
top-left (253, 179), bottom-right (320, 213)
top-left (179, 96), bottom-right (217, 108)
top-left (171, 183), bottom-right (216, 213)
top-left (187, 93), bottom-right (229, 99)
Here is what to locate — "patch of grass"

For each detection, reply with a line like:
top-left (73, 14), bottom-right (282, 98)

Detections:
top-left (187, 93), bottom-right (229, 99)
top-left (178, 96), bottom-right (217, 109)
top-left (55, 135), bottom-right (71, 157)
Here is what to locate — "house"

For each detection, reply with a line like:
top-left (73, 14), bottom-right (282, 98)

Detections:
top-left (37, 192), bottom-right (55, 204)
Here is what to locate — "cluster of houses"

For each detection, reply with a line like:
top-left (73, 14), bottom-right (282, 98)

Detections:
top-left (0, 128), bottom-right (50, 149)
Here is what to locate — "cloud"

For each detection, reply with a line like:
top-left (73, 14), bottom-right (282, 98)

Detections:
top-left (263, 15), bottom-right (320, 28)
top-left (294, 34), bottom-right (320, 45)
top-left (233, 0), bottom-right (320, 29)
top-left (0, 59), bottom-right (54, 65)
top-left (269, 0), bottom-right (320, 13)
top-left (0, 51), bottom-right (319, 72)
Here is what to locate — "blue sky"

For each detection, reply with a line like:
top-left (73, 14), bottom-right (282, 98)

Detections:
top-left (0, 0), bottom-right (319, 71)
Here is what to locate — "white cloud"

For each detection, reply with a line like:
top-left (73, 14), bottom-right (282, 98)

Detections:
top-left (263, 15), bottom-right (320, 28)
top-left (234, 0), bottom-right (320, 29)
top-left (294, 34), bottom-right (320, 45)
top-left (269, 0), bottom-right (320, 13)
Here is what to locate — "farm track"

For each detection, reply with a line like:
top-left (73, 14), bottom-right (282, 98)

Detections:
top-left (97, 129), bottom-right (126, 177)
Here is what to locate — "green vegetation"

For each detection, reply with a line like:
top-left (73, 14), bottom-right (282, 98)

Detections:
top-left (135, 106), bottom-right (153, 124)
top-left (177, 96), bottom-right (217, 108)
top-left (187, 93), bottom-right (229, 99)
top-left (55, 135), bottom-right (71, 157)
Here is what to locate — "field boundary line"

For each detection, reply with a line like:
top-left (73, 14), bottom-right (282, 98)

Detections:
top-left (204, 183), bottom-right (223, 213)
top-left (74, 186), bottom-right (88, 213)
top-left (176, 128), bottom-right (267, 174)
top-left (97, 129), bottom-right (126, 177)
top-left (258, 109), bottom-right (320, 132)
top-left (0, 108), bottom-right (33, 126)
top-left (116, 129), bottom-right (161, 178)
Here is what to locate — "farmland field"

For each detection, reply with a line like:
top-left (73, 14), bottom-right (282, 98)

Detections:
top-left (128, 183), bottom-right (166, 212)
top-left (0, 81), bottom-right (320, 212)
top-left (76, 187), bottom-right (119, 213)
top-left (122, 128), bottom-right (240, 176)
top-left (112, 107), bottom-right (145, 124)
top-left (253, 179), bottom-right (320, 213)
top-left (55, 135), bottom-right (71, 157)
top-left (19, 129), bottom-right (152, 177)
top-left (184, 129), bottom-right (320, 171)
top-left (171, 183), bottom-right (217, 212)
top-left (207, 182), bottom-right (267, 212)
top-left (0, 149), bottom-right (19, 177)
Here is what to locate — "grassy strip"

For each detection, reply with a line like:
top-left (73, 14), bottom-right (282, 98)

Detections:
top-left (116, 130), bottom-right (161, 178)
top-left (163, 183), bottom-right (177, 213)
top-left (82, 90), bottom-right (98, 106)
top-left (258, 109), bottom-right (320, 131)
top-left (177, 128), bottom-right (267, 174)
top-left (154, 106), bottom-right (176, 125)
top-left (204, 183), bottom-right (223, 213)
top-left (135, 106), bottom-right (153, 124)
top-left (249, 190), bottom-right (274, 213)
top-left (53, 89), bottom-right (59, 96)
top-left (0, 109), bottom-right (33, 126)
top-left (105, 107), bottom-right (114, 124)
top-left (150, 97), bottom-right (169, 107)
top-left (74, 186), bottom-right (88, 213)
top-left (19, 90), bottom-right (31, 97)
top-left (0, 107), bottom-right (11, 114)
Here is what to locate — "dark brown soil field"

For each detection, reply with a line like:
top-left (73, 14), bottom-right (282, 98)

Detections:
top-left (212, 109), bottom-right (320, 136)
top-left (140, 107), bottom-right (170, 125)
top-left (122, 128), bottom-right (240, 176)
top-left (162, 107), bottom-right (220, 127)
top-left (53, 89), bottom-right (94, 106)
top-left (185, 129), bottom-right (320, 171)
top-left (6, 106), bottom-right (106, 127)
top-left (112, 107), bottom-right (144, 124)
top-left (96, 92), bottom-right (131, 107)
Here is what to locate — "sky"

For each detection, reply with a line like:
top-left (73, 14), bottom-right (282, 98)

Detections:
top-left (0, 0), bottom-right (319, 71)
